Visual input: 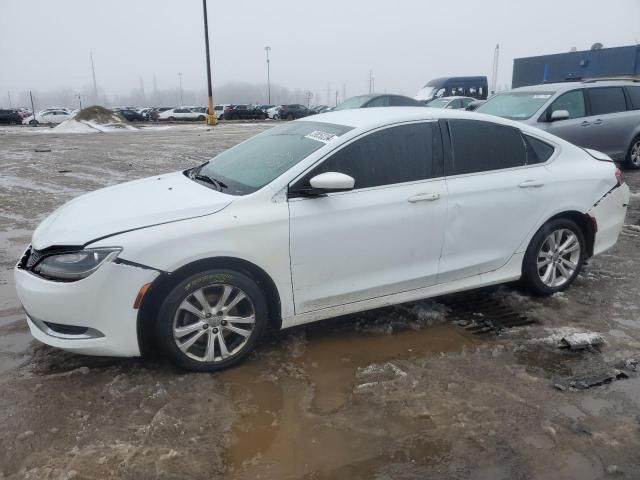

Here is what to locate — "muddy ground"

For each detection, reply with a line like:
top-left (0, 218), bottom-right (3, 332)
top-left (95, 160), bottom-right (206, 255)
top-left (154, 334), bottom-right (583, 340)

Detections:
top-left (1, 122), bottom-right (639, 480)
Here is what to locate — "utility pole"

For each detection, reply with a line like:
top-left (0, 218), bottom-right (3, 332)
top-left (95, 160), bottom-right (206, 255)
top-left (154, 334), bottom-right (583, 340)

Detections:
top-left (202, 0), bottom-right (217, 125)
top-left (335, 90), bottom-right (338, 106)
top-left (304, 90), bottom-right (313, 107)
top-left (29, 91), bottom-right (36, 126)
top-left (7, 91), bottom-right (11, 108)
top-left (491, 44), bottom-right (500, 94)
top-left (369, 70), bottom-right (373, 94)
top-left (90, 50), bottom-right (98, 103)
top-left (265, 46), bottom-right (271, 104)
top-left (178, 72), bottom-right (183, 105)
top-left (77, 93), bottom-right (82, 111)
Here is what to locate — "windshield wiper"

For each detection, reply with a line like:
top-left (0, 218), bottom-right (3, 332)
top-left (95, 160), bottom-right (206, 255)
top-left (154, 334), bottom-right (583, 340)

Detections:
top-left (192, 172), bottom-right (228, 191)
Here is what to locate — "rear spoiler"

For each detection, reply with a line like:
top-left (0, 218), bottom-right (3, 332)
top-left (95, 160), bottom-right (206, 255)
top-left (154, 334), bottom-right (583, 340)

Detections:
top-left (583, 148), bottom-right (613, 162)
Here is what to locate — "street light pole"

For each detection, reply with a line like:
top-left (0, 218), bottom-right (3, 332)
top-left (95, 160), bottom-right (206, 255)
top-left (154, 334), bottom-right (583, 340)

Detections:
top-left (202, 0), bottom-right (217, 125)
top-left (264, 46), bottom-right (271, 104)
top-left (77, 93), bottom-right (82, 111)
top-left (178, 72), bottom-right (183, 106)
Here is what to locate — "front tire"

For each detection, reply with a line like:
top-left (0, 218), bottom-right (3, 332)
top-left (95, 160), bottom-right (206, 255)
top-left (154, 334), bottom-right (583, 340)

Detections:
top-left (156, 269), bottom-right (268, 372)
top-left (626, 136), bottom-right (640, 169)
top-left (521, 218), bottom-right (585, 296)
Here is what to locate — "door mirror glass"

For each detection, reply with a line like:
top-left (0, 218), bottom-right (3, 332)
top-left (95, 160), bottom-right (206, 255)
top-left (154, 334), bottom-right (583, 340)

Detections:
top-left (550, 109), bottom-right (570, 121)
top-left (309, 172), bottom-right (355, 191)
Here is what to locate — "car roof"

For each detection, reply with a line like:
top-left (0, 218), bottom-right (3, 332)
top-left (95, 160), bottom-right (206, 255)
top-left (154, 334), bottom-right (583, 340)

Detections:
top-left (512, 79), bottom-right (638, 93)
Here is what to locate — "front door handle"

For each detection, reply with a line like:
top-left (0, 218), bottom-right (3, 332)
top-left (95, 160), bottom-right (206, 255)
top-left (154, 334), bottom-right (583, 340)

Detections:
top-left (592, 119), bottom-right (603, 125)
top-left (408, 193), bottom-right (440, 203)
top-left (580, 121), bottom-right (591, 127)
top-left (518, 179), bottom-right (544, 188)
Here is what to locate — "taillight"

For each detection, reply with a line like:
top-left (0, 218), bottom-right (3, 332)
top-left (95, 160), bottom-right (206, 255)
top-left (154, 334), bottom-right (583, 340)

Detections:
top-left (615, 168), bottom-right (624, 186)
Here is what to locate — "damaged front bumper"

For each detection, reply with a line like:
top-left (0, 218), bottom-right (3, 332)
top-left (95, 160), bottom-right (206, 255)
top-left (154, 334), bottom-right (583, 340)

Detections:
top-left (14, 258), bottom-right (160, 357)
top-left (589, 183), bottom-right (630, 256)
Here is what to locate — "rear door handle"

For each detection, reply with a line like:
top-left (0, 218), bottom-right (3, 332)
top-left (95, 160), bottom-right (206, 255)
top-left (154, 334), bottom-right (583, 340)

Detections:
top-left (592, 119), bottom-right (603, 125)
top-left (518, 179), bottom-right (544, 188)
top-left (580, 121), bottom-right (591, 127)
top-left (408, 193), bottom-right (440, 203)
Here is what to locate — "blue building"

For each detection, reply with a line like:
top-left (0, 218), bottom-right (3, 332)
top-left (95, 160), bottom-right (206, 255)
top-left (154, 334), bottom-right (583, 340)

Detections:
top-left (512, 45), bottom-right (640, 88)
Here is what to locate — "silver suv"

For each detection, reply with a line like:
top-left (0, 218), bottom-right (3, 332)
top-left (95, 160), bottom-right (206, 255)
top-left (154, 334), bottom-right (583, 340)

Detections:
top-left (476, 80), bottom-right (640, 169)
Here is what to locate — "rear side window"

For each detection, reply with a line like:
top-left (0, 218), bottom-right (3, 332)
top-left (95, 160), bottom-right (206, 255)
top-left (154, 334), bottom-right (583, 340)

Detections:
top-left (523, 135), bottom-right (554, 164)
top-left (625, 86), bottom-right (640, 110)
top-left (588, 87), bottom-right (627, 115)
top-left (390, 96), bottom-right (419, 106)
top-left (447, 119), bottom-right (526, 175)
top-left (303, 122), bottom-right (442, 189)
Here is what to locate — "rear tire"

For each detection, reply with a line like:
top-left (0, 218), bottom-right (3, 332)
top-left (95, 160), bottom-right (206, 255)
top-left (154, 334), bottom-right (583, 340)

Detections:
top-left (626, 136), bottom-right (640, 169)
top-left (521, 218), bottom-right (585, 296)
top-left (198, 115), bottom-right (206, 121)
top-left (156, 269), bottom-right (268, 372)
top-left (286, 113), bottom-right (294, 120)
top-left (168, 116), bottom-right (176, 121)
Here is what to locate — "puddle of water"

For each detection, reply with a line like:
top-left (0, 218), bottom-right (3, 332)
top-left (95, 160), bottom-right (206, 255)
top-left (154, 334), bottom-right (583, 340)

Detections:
top-left (221, 323), bottom-right (473, 478)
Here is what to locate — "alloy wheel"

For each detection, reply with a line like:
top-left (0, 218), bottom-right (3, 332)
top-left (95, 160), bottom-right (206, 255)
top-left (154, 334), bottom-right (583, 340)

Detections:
top-left (631, 140), bottom-right (640, 167)
top-left (172, 284), bottom-right (255, 363)
top-left (536, 228), bottom-right (581, 287)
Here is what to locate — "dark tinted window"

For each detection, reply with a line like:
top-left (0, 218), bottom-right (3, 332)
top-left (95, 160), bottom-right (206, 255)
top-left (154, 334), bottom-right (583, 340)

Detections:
top-left (588, 87), bottom-right (627, 115)
top-left (523, 135), bottom-right (554, 164)
top-left (301, 123), bottom-right (442, 189)
top-left (390, 95), bottom-right (420, 106)
top-left (366, 96), bottom-right (390, 107)
top-left (625, 86), bottom-right (640, 110)
top-left (447, 119), bottom-right (526, 175)
top-left (549, 90), bottom-right (585, 119)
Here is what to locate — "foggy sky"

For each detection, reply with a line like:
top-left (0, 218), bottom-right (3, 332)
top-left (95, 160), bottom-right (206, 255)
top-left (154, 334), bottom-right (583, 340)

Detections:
top-left (1, 0), bottom-right (640, 107)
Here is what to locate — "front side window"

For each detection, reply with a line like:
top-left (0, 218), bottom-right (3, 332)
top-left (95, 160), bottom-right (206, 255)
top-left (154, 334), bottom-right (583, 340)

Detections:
top-left (297, 122), bottom-right (442, 190)
top-left (548, 90), bottom-right (585, 119)
top-left (476, 91), bottom-right (554, 120)
top-left (194, 121), bottom-right (353, 195)
top-left (447, 119), bottom-right (526, 175)
top-left (587, 87), bottom-right (627, 115)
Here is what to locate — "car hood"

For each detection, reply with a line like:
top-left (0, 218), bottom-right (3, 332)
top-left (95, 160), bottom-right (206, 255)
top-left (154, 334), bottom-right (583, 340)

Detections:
top-left (32, 171), bottom-right (232, 250)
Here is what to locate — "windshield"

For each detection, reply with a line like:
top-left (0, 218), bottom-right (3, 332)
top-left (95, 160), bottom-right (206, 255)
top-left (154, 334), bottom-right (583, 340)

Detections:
top-left (476, 91), bottom-right (554, 120)
top-left (194, 121), bottom-right (353, 195)
top-left (415, 86), bottom-right (437, 101)
top-left (426, 98), bottom-right (450, 108)
top-left (334, 96), bottom-right (372, 110)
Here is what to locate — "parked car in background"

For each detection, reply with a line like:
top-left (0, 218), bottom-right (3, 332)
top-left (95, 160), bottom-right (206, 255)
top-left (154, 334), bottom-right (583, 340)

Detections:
top-left (267, 105), bottom-right (282, 119)
top-left (23, 109), bottom-right (72, 125)
top-left (278, 104), bottom-right (313, 120)
top-left (117, 109), bottom-right (145, 122)
top-left (334, 94), bottom-right (424, 111)
top-left (310, 105), bottom-right (331, 114)
top-left (415, 76), bottom-right (489, 102)
top-left (465, 100), bottom-right (486, 111)
top-left (258, 104), bottom-right (274, 112)
top-left (191, 107), bottom-right (208, 114)
top-left (150, 107), bottom-right (174, 122)
top-left (138, 108), bottom-right (152, 120)
top-left (476, 80), bottom-right (640, 169)
top-left (158, 108), bottom-right (207, 122)
top-left (14, 108), bottom-right (629, 371)
top-left (223, 105), bottom-right (266, 120)
top-left (213, 104), bottom-right (231, 119)
top-left (0, 109), bottom-right (24, 124)
top-left (425, 96), bottom-right (477, 109)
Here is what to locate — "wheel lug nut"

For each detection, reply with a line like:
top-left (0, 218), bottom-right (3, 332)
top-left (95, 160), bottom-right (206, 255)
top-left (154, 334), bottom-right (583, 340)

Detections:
top-left (206, 313), bottom-right (212, 318)
top-left (202, 324), bottom-right (207, 330)
top-left (221, 320), bottom-right (227, 326)
top-left (213, 328), bottom-right (219, 333)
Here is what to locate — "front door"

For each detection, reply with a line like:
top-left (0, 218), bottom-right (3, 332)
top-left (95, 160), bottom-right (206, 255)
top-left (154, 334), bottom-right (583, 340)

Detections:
top-left (288, 121), bottom-right (447, 314)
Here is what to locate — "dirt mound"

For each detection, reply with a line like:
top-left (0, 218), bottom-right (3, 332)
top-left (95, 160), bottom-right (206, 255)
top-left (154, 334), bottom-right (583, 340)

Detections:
top-left (54, 106), bottom-right (137, 133)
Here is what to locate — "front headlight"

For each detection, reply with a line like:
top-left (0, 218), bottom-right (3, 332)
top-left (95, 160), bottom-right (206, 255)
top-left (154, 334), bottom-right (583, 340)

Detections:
top-left (33, 248), bottom-right (121, 281)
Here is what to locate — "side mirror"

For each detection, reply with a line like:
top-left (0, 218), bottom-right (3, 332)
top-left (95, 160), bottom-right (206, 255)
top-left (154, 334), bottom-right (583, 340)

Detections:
top-left (549, 109), bottom-right (570, 122)
top-left (291, 172), bottom-right (355, 197)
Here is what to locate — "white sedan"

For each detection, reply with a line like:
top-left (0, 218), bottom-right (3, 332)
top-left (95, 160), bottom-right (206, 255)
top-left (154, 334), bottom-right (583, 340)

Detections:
top-left (23, 109), bottom-right (72, 125)
top-left (158, 108), bottom-right (207, 121)
top-left (15, 108), bottom-right (629, 371)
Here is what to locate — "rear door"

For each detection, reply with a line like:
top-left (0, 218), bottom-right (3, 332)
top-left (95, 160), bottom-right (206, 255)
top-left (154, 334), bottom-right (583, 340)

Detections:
top-left (288, 121), bottom-right (448, 313)
top-left (439, 119), bottom-right (553, 282)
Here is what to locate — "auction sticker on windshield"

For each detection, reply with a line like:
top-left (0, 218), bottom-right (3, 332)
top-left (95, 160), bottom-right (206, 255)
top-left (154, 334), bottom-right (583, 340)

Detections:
top-left (304, 130), bottom-right (337, 143)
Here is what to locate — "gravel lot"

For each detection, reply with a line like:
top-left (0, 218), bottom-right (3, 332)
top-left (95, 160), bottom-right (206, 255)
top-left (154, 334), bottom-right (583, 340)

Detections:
top-left (1, 122), bottom-right (639, 480)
